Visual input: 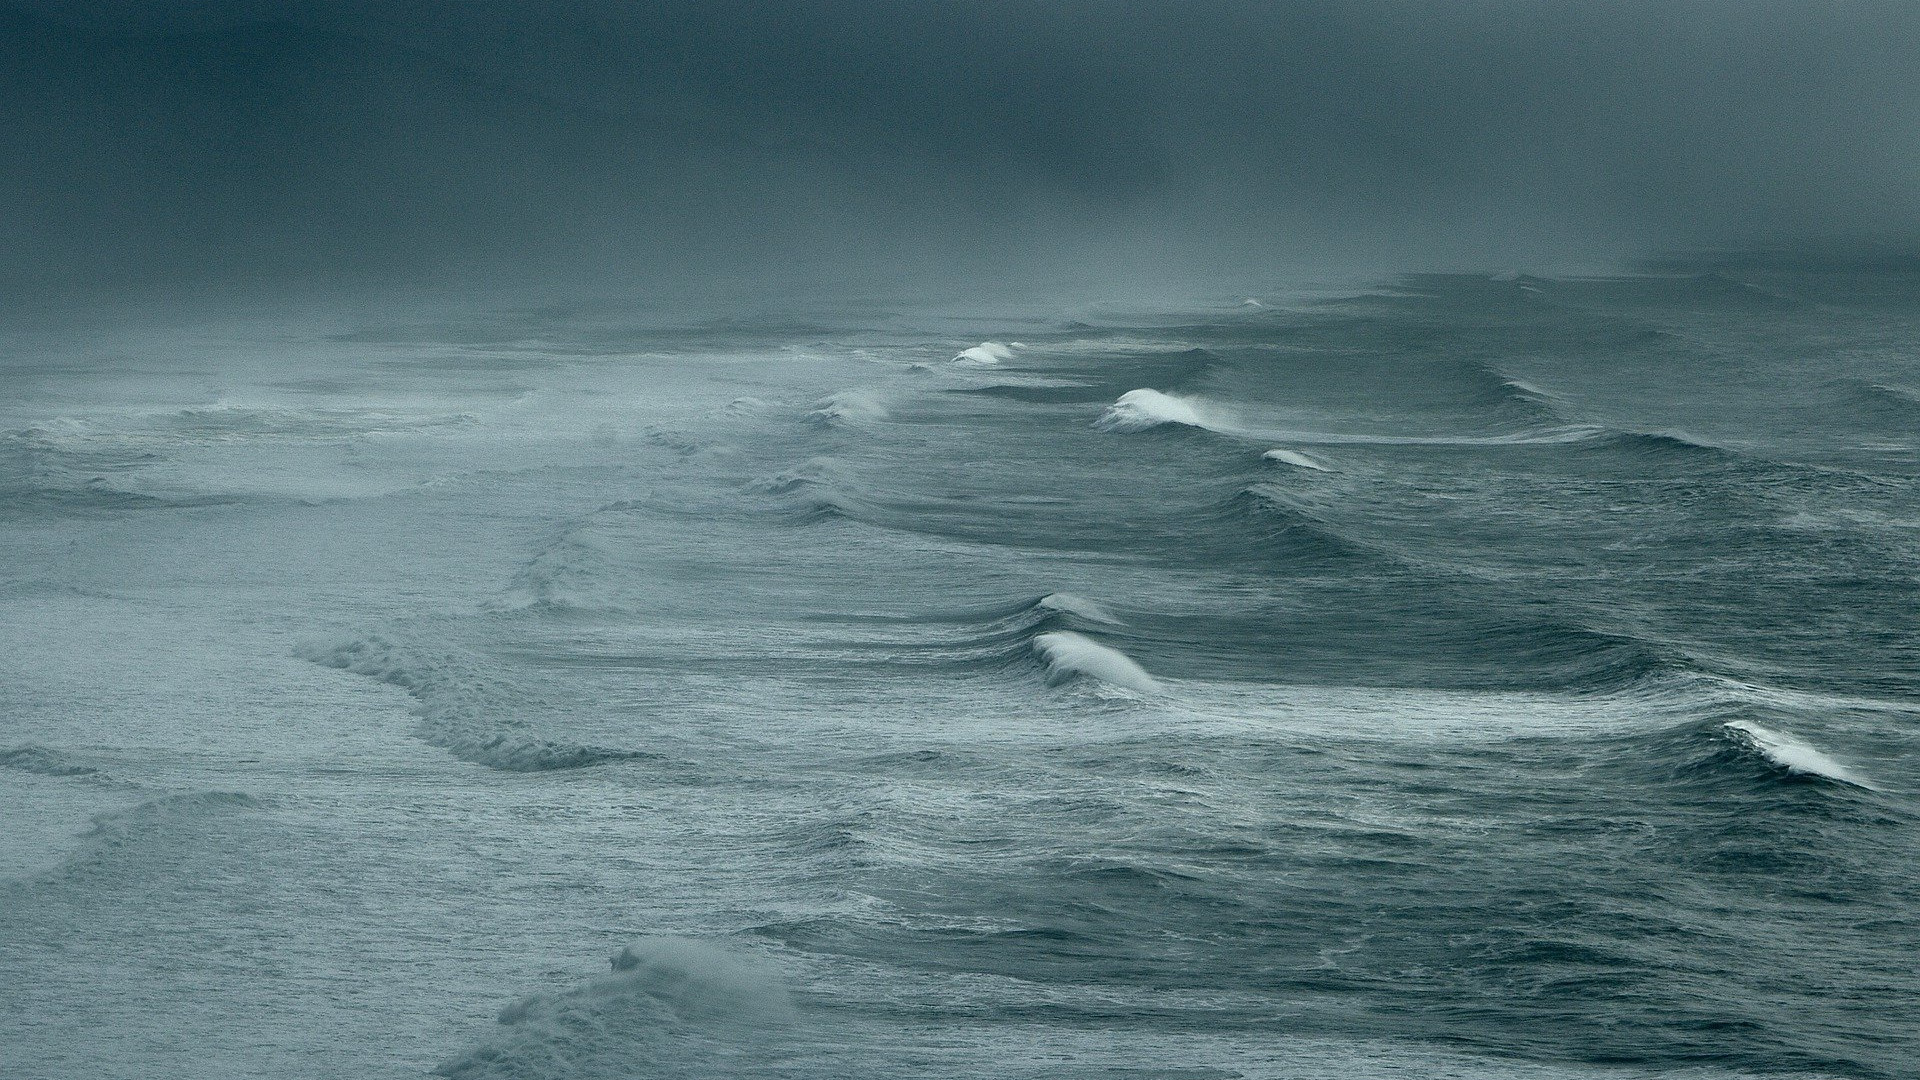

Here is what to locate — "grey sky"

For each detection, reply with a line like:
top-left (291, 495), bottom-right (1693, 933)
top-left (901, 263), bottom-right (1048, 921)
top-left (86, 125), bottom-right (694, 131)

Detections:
top-left (5, 1), bottom-right (1917, 295)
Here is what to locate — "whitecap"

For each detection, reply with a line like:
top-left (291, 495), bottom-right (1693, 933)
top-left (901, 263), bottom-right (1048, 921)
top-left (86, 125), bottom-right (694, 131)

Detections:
top-left (1723, 720), bottom-right (1876, 789)
top-left (952, 342), bottom-right (1017, 366)
top-left (1035, 592), bottom-right (1123, 625)
top-left (1094, 389), bottom-right (1210, 433)
top-left (1262, 448), bottom-right (1330, 471)
top-left (1032, 631), bottom-right (1160, 693)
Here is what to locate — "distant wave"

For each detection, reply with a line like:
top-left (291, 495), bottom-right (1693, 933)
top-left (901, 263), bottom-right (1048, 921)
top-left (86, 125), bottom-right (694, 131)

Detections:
top-left (1221, 485), bottom-right (1398, 570)
top-left (753, 458), bottom-right (871, 523)
top-left (1455, 360), bottom-right (1565, 425)
top-left (1032, 631), bottom-right (1161, 694)
top-left (1485, 620), bottom-right (1686, 694)
top-left (1834, 379), bottom-right (1920, 427)
top-left (435, 938), bottom-right (792, 1080)
top-left (952, 341), bottom-right (1019, 366)
top-left (829, 594), bottom-right (1158, 698)
top-left (1269, 425), bottom-right (1611, 448)
top-left (12, 791), bottom-right (262, 885)
top-left (1091, 388), bottom-right (1606, 447)
top-left (1579, 428), bottom-right (1736, 463)
top-left (806, 390), bottom-right (889, 427)
top-left (1093, 389), bottom-right (1214, 433)
top-left (168, 404), bottom-right (479, 439)
top-left (1033, 592), bottom-right (1123, 626)
top-left (0, 745), bottom-right (106, 781)
top-left (1722, 720), bottom-right (1877, 789)
top-left (1263, 448), bottom-right (1331, 471)
top-left (298, 635), bottom-right (653, 772)
top-left (1, 426), bottom-right (223, 516)
top-left (501, 524), bottom-right (617, 612)
top-left (943, 374), bottom-right (1101, 404)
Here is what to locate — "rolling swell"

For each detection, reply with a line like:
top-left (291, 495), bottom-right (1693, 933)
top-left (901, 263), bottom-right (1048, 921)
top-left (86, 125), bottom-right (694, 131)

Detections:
top-left (1579, 428), bottom-right (1737, 464)
top-left (298, 635), bottom-right (652, 771)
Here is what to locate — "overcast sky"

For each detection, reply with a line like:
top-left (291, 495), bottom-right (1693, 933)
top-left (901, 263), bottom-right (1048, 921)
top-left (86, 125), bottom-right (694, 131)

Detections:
top-left (5, 1), bottom-right (1918, 297)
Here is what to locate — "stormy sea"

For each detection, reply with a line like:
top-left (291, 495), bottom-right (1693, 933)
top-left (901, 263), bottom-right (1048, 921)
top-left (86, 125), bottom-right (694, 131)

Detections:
top-left (3, 264), bottom-right (1917, 1079)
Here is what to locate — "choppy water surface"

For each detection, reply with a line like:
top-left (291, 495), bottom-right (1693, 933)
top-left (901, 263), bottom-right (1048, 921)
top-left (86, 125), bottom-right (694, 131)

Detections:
top-left (3, 271), bottom-right (1918, 1079)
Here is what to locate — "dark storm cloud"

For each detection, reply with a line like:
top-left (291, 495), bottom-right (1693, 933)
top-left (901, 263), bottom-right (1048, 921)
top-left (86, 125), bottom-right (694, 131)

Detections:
top-left (4, 1), bottom-right (1918, 293)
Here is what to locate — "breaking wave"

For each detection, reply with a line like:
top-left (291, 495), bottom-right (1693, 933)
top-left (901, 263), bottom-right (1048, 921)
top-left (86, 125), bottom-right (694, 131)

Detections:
top-left (952, 341), bottom-right (1018, 366)
top-left (1093, 389), bottom-right (1216, 433)
top-left (1032, 631), bottom-right (1161, 694)
top-left (1263, 448), bottom-right (1331, 471)
top-left (1722, 720), bottom-right (1877, 789)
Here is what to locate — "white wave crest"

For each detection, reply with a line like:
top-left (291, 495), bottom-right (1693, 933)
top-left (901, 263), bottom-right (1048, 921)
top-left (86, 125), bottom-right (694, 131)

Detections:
top-left (1032, 631), bottom-right (1160, 693)
top-left (1724, 720), bottom-right (1876, 789)
top-left (1094, 389), bottom-right (1211, 433)
top-left (952, 342), bottom-right (1017, 366)
top-left (1263, 448), bottom-right (1330, 471)
top-left (1035, 592), bottom-right (1122, 625)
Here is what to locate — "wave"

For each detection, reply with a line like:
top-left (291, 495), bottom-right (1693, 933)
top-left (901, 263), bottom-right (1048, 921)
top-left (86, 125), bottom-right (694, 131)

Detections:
top-left (952, 341), bottom-right (1019, 366)
top-left (435, 938), bottom-right (792, 1080)
top-left (166, 403), bottom-right (479, 440)
top-left (1580, 428), bottom-right (1736, 463)
top-left (753, 458), bottom-right (871, 523)
top-left (1476, 620), bottom-right (1686, 694)
top-left (1454, 360), bottom-right (1564, 425)
top-left (1033, 592), bottom-right (1122, 626)
top-left (1220, 486), bottom-right (1398, 570)
top-left (0, 427), bottom-right (223, 516)
top-left (16, 791), bottom-right (262, 884)
top-left (0, 745), bottom-right (105, 780)
top-left (806, 390), bottom-right (889, 427)
top-left (499, 523), bottom-right (627, 613)
top-left (837, 595), bottom-right (1152, 695)
top-left (297, 635), bottom-right (652, 772)
top-left (1722, 720), bottom-right (1877, 789)
top-left (1093, 389), bottom-right (1215, 433)
top-left (1263, 448), bottom-right (1331, 471)
top-left (1835, 379), bottom-right (1920, 427)
top-left (1032, 631), bottom-right (1161, 694)
top-left (861, 593), bottom-right (1131, 668)
top-left (1090, 389), bottom-right (1600, 448)
top-left (1270, 424), bottom-right (1610, 448)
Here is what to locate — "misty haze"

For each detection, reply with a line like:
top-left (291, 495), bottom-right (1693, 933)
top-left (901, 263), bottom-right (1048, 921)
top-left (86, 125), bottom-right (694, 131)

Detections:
top-left (4, 4), bottom-right (1918, 1079)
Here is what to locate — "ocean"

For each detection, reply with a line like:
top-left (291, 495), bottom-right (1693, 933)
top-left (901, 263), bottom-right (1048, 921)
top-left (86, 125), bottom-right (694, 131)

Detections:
top-left (3, 268), bottom-right (1916, 1079)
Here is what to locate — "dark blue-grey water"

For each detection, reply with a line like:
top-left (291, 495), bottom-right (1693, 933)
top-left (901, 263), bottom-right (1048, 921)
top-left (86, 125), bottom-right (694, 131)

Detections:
top-left (3, 270), bottom-right (1917, 1079)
